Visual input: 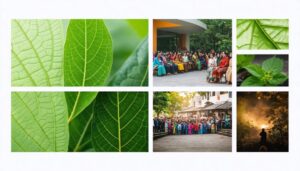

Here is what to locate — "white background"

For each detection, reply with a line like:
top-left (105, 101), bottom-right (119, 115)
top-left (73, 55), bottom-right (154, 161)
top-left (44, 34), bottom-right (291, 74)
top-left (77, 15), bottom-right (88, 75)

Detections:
top-left (0, 0), bottom-right (300, 170)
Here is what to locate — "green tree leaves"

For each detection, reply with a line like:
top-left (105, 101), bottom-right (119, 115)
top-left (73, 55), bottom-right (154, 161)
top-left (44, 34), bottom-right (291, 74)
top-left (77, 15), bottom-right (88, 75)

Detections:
top-left (237, 19), bottom-right (289, 50)
top-left (64, 19), bottom-right (113, 86)
top-left (92, 92), bottom-right (148, 152)
top-left (12, 20), bottom-right (65, 86)
top-left (12, 92), bottom-right (69, 152)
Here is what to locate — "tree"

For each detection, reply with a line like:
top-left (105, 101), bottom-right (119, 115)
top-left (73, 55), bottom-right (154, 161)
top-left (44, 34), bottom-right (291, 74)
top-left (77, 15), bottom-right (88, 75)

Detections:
top-left (153, 92), bottom-right (169, 117)
top-left (166, 92), bottom-right (184, 117)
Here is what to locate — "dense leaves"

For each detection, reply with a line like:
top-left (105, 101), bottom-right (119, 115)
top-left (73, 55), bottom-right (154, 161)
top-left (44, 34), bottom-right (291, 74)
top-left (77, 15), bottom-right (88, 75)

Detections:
top-left (237, 19), bottom-right (289, 50)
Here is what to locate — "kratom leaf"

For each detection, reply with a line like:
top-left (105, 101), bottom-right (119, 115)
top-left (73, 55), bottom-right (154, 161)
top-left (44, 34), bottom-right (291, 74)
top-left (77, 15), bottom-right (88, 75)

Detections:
top-left (108, 38), bottom-right (148, 86)
top-left (65, 92), bottom-right (98, 123)
top-left (127, 19), bottom-right (148, 38)
top-left (69, 100), bottom-right (96, 152)
top-left (237, 55), bottom-right (255, 71)
top-left (244, 64), bottom-right (264, 78)
top-left (12, 20), bottom-right (65, 86)
top-left (12, 92), bottom-right (69, 152)
top-left (237, 19), bottom-right (289, 50)
top-left (91, 92), bottom-right (148, 152)
top-left (241, 76), bottom-right (264, 86)
top-left (262, 57), bottom-right (284, 73)
top-left (64, 19), bottom-right (113, 86)
top-left (268, 72), bottom-right (288, 85)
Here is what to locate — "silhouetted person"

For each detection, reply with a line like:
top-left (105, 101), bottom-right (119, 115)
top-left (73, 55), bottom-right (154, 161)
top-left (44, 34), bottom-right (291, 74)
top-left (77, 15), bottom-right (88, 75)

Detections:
top-left (260, 128), bottom-right (267, 145)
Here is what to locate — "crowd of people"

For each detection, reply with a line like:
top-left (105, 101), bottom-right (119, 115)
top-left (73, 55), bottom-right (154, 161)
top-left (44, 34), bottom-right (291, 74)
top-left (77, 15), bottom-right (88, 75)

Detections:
top-left (153, 50), bottom-right (232, 84)
top-left (153, 117), bottom-right (231, 135)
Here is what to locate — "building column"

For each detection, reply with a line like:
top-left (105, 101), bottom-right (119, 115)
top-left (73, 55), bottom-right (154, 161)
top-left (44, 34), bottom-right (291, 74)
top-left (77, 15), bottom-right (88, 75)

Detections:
top-left (186, 34), bottom-right (190, 51)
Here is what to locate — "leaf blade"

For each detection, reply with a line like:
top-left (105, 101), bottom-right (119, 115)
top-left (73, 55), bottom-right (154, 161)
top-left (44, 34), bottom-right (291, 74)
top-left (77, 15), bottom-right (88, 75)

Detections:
top-left (237, 19), bottom-right (289, 50)
top-left (12, 20), bottom-right (65, 86)
top-left (108, 38), bottom-right (148, 86)
top-left (12, 92), bottom-right (69, 152)
top-left (64, 19), bottom-right (113, 86)
top-left (91, 92), bottom-right (148, 152)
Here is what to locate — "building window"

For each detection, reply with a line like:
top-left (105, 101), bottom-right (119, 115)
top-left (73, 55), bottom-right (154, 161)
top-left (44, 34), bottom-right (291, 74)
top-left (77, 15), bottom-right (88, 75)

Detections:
top-left (229, 92), bottom-right (232, 98)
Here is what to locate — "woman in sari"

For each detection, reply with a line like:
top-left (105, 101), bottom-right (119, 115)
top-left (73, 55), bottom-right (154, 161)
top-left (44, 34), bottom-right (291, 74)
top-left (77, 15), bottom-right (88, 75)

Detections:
top-left (212, 52), bottom-right (229, 82)
top-left (182, 53), bottom-right (190, 72)
top-left (192, 52), bottom-right (200, 70)
top-left (226, 57), bottom-right (232, 84)
top-left (173, 53), bottom-right (185, 72)
top-left (198, 52), bottom-right (207, 70)
top-left (188, 122), bottom-right (193, 135)
top-left (153, 52), bottom-right (166, 76)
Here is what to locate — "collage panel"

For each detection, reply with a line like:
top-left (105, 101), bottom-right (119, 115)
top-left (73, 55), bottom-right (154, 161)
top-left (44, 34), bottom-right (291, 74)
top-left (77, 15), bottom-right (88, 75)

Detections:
top-left (11, 91), bottom-right (148, 152)
top-left (11, 19), bottom-right (148, 87)
top-left (153, 91), bottom-right (232, 152)
top-left (236, 19), bottom-right (289, 50)
top-left (237, 92), bottom-right (289, 152)
top-left (153, 19), bottom-right (232, 86)
top-left (237, 54), bottom-right (288, 86)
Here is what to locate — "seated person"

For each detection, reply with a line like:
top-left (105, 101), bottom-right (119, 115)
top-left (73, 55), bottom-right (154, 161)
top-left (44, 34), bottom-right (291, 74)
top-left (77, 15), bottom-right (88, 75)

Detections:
top-left (212, 52), bottom-right (229, 82)
top-left (198, 52), bottom-right (207, 70)
top-left (207, 53), bottom-right (217, 82)
top-left (226, 57), bottom-right (232, 84)
top-left (153, 52), bottom-right (166, 76)
top-left (173, 53), bottom-right (185, 72)
top-left (182, 53), bottom-right (190, 72)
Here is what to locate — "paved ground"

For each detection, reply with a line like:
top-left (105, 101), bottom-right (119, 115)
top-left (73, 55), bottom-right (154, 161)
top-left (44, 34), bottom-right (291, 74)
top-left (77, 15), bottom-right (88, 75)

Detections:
top-left (154, 134), bottom-right (232, 152)
top-left (153, 70), bottom-right (231, 87)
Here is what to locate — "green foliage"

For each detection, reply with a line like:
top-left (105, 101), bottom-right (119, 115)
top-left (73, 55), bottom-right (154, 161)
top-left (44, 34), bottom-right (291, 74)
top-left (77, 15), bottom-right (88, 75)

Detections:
top-left (240, 57), bottom-right (288, 86)
top-left (12, 92), bottom-right (148, 152)
top-left (11, 20), bottom-right (65, 86)
top-left (190, 19), bottom-right (232, 52)
top-left (237, 55), bottom-right (255, 72)
top-left (166, 92), bottom-right (184, 117)
top-left (64, 19), bottom-right (113, 86)
top-left (108, 38), bottom-right (148, 86)
top-left (12, 92), bottom-right (69, 152)
top-left (92, 92), bottom-right (148, 152)
top-left (237, 19), bottom-right (289, 50)
top-left (12, 19), bottom-right (148, 87)
top-left (153, 92), bottom-right (169, 117)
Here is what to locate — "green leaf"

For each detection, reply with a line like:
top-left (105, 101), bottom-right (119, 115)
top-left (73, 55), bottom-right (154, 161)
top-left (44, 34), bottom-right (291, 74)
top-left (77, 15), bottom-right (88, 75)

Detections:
top-left (64, 19), bottom-right (113, 86)
top-left (262, 57), bottom-right (284, 73)
top-left (12, 20), bottom-right (65, 86)
top-left (91, 92), bottom-right (148, 152)
top-left (237, 19), bottom-right (289, 49)
top-left (104, 20), bottom-right (145, 76)
top-left (268, 72), bottom-right (288, 85)
top-left (241, 76), bottom-right (265, 86)
top-left (69, 100), bottom-right (96, 152)
top-left (108, 38), bottom-right (148, 86)
top-left (12, 92), bottom-right (69, 152)
top-left (237, 55), bottom-right (255, 71)
top-left (65, 92), bottom-right (98, 122)
top-left (244, 64), bottom-right (264, 78)
top-left (127, 19), bottom-right (148, 38)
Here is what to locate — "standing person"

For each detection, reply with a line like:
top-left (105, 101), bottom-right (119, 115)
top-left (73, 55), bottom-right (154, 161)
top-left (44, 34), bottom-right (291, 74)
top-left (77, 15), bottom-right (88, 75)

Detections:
top-left (168, 122), bottom-right (173, 135)
top-left (260, 128), bottom-right (267, 145)
top-left (164, 119), bottom-right (168, 133)
top-left (188, 122), bottom-right (193, 135)
top-left (207, 120), bottom-right (211, 134)
top-left (198, 122), bottom-right (202, 134)
top-left (200, 121), bottom-right (204, 134)
top-left (177, 123), bottom-right (182, 135)
top-left (194, 122), bottom-right (199, 134)
top-left (173, 122), bottom-right (177, 135)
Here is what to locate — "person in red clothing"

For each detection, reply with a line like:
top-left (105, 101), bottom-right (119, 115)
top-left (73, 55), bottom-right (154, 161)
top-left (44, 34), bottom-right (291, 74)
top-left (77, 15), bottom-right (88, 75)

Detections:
top-left (212, 51), bottom-right (229, 83)
top-left (193, 122), bottom-right (199, 134)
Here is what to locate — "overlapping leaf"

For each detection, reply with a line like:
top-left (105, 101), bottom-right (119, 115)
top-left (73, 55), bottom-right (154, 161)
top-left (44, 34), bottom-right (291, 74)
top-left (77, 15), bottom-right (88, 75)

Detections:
top-left (12, 20), bottom-right (65, 86)
top-left (64, 19), bottom-right (113, 86)
top-left (65, 92), bottom-right (97, 122)
top-left (237, 19), bottom-right (289, 49)
top-left (12, 92), bottom-right (69, 152)
top-left (108, 38), bottom-right (148, 86)
top-left (91, 92), bottom-right (148, 152)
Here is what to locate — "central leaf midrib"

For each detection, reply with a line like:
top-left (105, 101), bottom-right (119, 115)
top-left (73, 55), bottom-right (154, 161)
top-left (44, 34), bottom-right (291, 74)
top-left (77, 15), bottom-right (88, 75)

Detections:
top-left (82, 19), bottom-right (88, 86)
top-left (117, 92), bottom-right (121, 152)
top-left (254, 20), bottom-right (280, 49)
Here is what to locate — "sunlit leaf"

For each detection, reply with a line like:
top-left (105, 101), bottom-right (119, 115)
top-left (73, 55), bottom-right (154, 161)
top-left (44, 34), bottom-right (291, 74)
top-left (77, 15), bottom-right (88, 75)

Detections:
top-left (12, 20), bottom-right (65, 86)
top-left (64, 19), bottom-right (113, 86)
top-left (262, 57), bottom-right (284, 73)
top-left (237, 19), bottom-right (289, 49)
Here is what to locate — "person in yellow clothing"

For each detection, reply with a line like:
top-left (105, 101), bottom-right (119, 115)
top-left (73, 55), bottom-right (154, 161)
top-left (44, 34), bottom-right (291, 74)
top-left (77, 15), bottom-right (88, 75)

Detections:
top-left (171, 53), bottom-right (184, 72)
